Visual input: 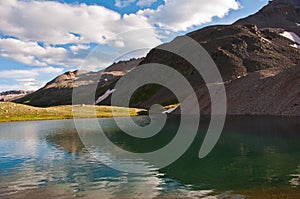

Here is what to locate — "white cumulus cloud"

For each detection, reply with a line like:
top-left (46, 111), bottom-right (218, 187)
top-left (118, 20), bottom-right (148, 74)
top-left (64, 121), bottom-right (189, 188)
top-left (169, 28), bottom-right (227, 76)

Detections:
top-left (0, 0), bottom-right (163, 70)
top-left (0, 67), bottom-right (64, 91)
top-left (0, 0), bottom-right (240, 70)
top-left (0, 67), bottom-right (64, 79)
top-left (0, 38), bottom-right (71, 67)
top-left (70, 44), bottom-right (90, 54)
top-left (0, 0), bottom-right (158, 45)
top-left (139, 0), bottom-right (240, 31)
top-left (0, 0), bottom-right (241, 91)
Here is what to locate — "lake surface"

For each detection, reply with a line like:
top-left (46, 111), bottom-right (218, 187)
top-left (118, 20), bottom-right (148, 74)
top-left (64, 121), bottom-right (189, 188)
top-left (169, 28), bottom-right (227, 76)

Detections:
top-left (0, 116), bottom-right (300, 198)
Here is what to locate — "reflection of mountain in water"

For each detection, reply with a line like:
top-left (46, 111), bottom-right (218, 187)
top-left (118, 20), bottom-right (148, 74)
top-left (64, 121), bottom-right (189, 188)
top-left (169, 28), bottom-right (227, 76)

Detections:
top-left (45, 116), bottom-right (300, 193)
top-left (46, 130), bottom-right (86, 154)
top-left (1, 117), bottom-right (299, 198)
top-left (160, 116), bottom-right (300, 191)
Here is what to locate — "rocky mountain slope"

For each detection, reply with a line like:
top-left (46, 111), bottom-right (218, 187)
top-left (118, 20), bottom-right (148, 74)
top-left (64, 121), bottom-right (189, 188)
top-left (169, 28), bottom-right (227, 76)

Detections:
top-left (235, 0), bottom-right (300, 35)
top-left (130, 25), bottom-right (300, 109)
top-left (225, 65), bottom-right (300, 116)
top-left (15, 58), bottom-right (143, 107)
top-left (175, 65), bottom-right (300, 116)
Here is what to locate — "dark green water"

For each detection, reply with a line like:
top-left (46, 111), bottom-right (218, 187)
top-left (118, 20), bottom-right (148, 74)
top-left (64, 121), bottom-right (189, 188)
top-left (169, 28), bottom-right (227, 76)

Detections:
top-left (0, 116), bottom-right (299, 198)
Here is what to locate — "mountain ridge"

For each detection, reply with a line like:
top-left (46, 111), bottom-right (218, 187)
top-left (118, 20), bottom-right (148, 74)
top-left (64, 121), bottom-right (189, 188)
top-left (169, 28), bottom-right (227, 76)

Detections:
top-left (14, 0), bottom-right (300, 116)
top-left (235, 0), bottom-right (300, 35)
top-left (14, 58), bottom-right (143, 107)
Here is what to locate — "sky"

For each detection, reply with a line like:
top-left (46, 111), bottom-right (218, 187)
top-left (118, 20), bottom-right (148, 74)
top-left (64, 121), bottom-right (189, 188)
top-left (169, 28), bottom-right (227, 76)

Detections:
top-left (0, 0), bottom-right (269, 92)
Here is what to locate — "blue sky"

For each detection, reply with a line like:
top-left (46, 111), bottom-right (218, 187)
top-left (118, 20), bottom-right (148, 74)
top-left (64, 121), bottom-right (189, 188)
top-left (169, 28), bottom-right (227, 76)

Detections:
top-left (0, 0), bottom-right (269, 91)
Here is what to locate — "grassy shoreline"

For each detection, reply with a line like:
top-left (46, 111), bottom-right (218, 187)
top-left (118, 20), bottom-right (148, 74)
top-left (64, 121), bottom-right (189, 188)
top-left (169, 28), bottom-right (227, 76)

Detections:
top-left (0, 102), bottom-right (142, 122)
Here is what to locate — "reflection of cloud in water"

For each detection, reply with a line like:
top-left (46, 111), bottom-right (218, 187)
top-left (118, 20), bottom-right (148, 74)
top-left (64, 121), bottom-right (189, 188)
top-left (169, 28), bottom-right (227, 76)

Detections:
top-left (289, 166), bottom-right (300, 187)
top-left (0, 120), bottom-right (182, 198)
top-left (46, 130), bottom-right (166, 198)
top-left (289, 174), bottom-right (300, 187)
top-left (1, 117), bottom-right (300, 198)
top-left (0, 122), bottom-right (39, 157)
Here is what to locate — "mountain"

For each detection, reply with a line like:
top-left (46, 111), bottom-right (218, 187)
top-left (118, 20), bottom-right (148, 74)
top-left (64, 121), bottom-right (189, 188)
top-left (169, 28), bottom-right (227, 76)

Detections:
top-left (15, 0), bottom-right (300, 116)
top-left (15, 58), bottom-right (143, 107)
top-left (0, 90), bottom-right (34, 102)
top-left (129, 24), bottom-right (300, 109)
top-left (127, 0), bottom-right (300, 116)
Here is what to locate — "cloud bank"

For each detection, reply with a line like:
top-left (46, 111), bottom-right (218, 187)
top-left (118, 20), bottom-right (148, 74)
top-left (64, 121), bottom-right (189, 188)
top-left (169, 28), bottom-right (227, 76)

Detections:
top-left (0, 0), bottom-right (239, 91)
top-left (0, 67), bottom-right (64, 91)
top-left (140, 0), bottom-right (239, 31)
top-left (0, 0), bottom-right (239, 67)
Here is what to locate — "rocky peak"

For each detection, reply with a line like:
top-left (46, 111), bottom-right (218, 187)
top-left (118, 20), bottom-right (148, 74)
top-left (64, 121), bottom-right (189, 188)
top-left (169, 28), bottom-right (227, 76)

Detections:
top-left (235, 0), bottom-right (300, 35)
top-left (44, 70), bottom-right (88, 89)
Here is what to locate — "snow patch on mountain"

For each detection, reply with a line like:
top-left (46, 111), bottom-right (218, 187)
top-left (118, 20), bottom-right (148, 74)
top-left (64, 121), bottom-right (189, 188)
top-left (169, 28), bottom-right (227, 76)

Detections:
top-left (162, 105), bottom-right (179, 114)
top-left (280, 31), bottom-right (300, 48)
top-left (290, 44), bottom-right (300, 48)
top-left (95, 89), bottom-right (116, 104)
